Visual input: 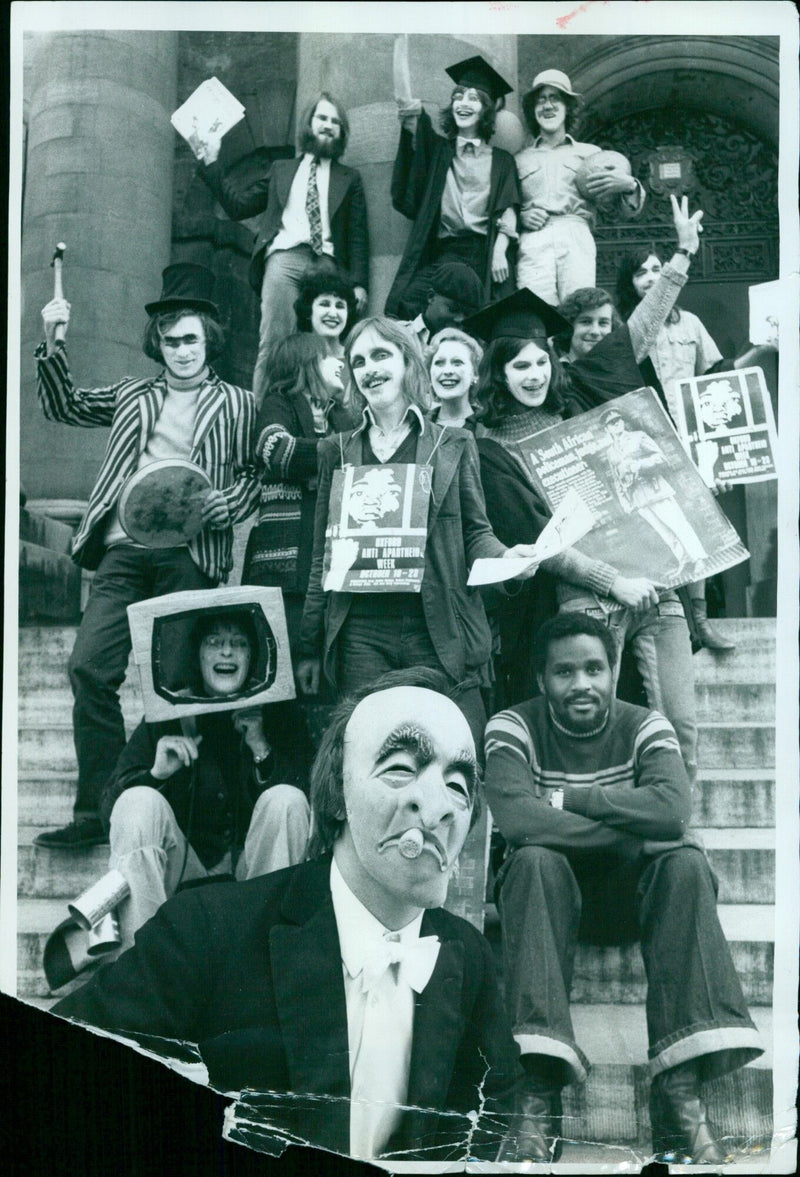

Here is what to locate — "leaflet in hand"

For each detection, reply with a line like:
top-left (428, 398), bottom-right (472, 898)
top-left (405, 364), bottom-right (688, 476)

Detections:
top-left (171, 77), bottom-right (245, 155)
top-left (468, 488), bottom-right (595, 586)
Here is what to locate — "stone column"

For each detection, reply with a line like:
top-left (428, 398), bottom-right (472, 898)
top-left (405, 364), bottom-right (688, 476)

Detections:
top-left (21, 31), bottom-right (179, 502)
top-left (296, 32), bottom-right (518, 314)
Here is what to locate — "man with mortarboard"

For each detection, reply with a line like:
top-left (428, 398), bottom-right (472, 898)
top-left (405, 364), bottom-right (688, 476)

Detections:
top-left (386, 36), bottom-right (521, 321)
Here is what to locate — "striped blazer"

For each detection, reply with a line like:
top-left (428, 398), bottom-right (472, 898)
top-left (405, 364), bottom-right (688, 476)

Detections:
top-left (36, 346), bottom-right (259, 583)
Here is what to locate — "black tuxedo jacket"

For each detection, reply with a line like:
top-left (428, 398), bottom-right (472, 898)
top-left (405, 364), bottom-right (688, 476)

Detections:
top-left (54, 859), bottom-right (521, 1159)
top-left (201, 153), bottom-right (370, 294)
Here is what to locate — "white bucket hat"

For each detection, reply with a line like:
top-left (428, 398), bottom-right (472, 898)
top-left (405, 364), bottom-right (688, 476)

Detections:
top-left (529, 69), bottom-right (581, 99)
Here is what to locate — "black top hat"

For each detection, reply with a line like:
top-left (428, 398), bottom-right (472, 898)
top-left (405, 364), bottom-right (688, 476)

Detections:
top-left (446, 55), bottom-right (513, 103)
top-left (463, 288), bottom-right (571, 346)
top-left (145, 264), bottom-right (219, 318)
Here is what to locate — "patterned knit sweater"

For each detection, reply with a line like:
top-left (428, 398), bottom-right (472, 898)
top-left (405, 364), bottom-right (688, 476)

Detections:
top-left (484, 696), bottom-right (691, 855)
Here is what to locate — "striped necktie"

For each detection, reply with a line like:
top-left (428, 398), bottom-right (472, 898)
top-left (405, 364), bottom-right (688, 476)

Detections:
top-left (306, 157), bottom-right (324, 256)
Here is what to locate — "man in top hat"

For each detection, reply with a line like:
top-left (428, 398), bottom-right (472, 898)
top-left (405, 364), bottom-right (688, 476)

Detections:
top-left (36, 265), bottom-right (259, 849)
top-left (396, 259), bottom-right (485, 350)
top-left (54, 666), bottom-right (543, 1163)
top-left (516, 69), bottom-right (645, 304)
top-left (386, 35), bottom-right (521, 321)
top-left (194, 92), bottom-right (369, 404)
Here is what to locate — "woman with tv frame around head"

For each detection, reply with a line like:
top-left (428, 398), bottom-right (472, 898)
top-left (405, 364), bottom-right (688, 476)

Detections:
top-left (295, 315), bottom-right (539, 745)
top-left (95, 609), bottom-right (311, 956)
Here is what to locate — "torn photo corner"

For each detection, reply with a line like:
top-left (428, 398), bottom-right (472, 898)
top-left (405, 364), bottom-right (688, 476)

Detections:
top-left (5, 2), bottom-right (799, 1173)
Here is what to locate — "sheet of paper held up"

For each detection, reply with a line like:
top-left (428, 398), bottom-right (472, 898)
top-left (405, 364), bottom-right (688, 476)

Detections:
top-left (468, 488), bottom-right (595, 586)
top-left (171, 77), bottom-right (245, 154)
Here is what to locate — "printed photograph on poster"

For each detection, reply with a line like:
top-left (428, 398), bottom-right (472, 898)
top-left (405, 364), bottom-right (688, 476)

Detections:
top-left (673, 366), bottom-right (779, 487)
top-left (322, 463), bottom-right (432, 592)
top-left (517, 387), bottom-right (750, 590)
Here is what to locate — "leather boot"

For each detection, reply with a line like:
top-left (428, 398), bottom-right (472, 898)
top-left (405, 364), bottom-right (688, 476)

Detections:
top-left (690, 598), bottom-right (736, 652)
top-left (650, 1062), bottom-right (729, 1164)
top-left (496, 1081), bottom-right (563, 1162)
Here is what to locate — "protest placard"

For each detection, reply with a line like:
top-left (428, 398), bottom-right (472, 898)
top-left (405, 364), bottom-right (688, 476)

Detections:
top-left (514, 387), bottom-right (750, 590)
top-left (321, 463), bottom-right (432, 592)
top-left (673, 367), bottom-right (778, 487)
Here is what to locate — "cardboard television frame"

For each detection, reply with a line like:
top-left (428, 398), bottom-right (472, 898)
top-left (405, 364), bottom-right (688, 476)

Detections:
top-left (127, 586), bottom-right (295, 723)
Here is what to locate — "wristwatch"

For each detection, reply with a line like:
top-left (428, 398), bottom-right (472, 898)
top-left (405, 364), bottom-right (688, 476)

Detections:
top-left (675, 247), bottom-right (697, 259)
top-left (550, 788), bottom-right (564, 810)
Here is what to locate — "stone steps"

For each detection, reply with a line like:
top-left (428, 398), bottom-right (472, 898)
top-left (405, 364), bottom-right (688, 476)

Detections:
top-left (484, 905), bottom-right (774, 1009)
top-left (14, 617), bottom-right (778, 1154)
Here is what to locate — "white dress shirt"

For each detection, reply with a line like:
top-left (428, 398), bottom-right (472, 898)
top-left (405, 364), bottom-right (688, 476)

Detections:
top-left (268, 153), bottom-right (334, 258)
top-left (329, 859), bottom-right (441, 1159)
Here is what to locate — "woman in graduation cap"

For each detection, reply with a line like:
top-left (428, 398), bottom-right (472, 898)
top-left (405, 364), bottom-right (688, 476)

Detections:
top-left (467, 290), bottom-right (699, 782)
top-left (295, 315), bottom-right (540, 746)
top-left (385, 34), bottom-right (521, 322)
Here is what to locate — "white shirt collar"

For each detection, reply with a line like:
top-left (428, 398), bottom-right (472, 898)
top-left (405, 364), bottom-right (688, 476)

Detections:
top-left (532, 132), bottom-right (576, 148)
top-left (358, 401), bottom-right (427, 436)
top-left (330, 859), bottom-right (424, 981)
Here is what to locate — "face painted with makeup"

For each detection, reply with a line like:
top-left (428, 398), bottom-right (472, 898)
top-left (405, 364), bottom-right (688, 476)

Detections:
top-left (158, 313), bottom-right (207, 382)
top-left (504, 341), bottom-right (552, 407)
top-left (198, 621), bottom-right (252, 697)
top-left (430, 340), bottom-right (477, 403)
top-left (632, 255), bottom-right (662, 301)
top-left (310, 293), bottom-right (348, 341)
top-left (568, 303), bottom-right (614, 360)
top-left (335, 686), bottom-right (476, 927)
top-left (348, 325), bottom-right (408, 415)
top-left (451, 86), bottom-right (485, 136)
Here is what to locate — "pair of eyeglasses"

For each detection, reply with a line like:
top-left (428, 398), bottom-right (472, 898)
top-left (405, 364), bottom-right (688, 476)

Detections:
top-left (202, 635), bottom-right (250, 650)
top-left (160, 333), bottom-right (205, 349)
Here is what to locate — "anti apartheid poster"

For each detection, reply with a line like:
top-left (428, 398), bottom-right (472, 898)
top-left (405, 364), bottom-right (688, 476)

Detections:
top-left (514, 387), bottom-right (750, 590)
top-left (322, 463), bottom-right (432, 592)
top-left (673, 366), bottom-right (778, 486)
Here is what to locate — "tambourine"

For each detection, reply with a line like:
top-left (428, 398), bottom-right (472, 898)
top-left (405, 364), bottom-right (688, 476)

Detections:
top-left (118, 458), bottom-right (211, 548)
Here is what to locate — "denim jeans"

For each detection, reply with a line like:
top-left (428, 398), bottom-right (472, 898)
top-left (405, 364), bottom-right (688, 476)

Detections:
top-left (560, 593), bottom-right (698, 786)
top-left (252, 247), bottom-right (336, 403)
top-left (336, 609), bottom-right (487, 752)
top-left (68, 545), bottom-right (213, 819)
top-left (497, 844), bottom-right (762, 1085)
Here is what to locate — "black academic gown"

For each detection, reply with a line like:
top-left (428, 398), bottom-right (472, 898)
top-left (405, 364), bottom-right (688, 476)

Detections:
top-left (385, 110), bottom-right (520, 318)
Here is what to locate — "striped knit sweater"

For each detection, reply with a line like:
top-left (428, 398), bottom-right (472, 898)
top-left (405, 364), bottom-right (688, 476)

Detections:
top-left (36, 344), bottom-right (259, 583)
top-left (484, 696), bottom-right (691, 855)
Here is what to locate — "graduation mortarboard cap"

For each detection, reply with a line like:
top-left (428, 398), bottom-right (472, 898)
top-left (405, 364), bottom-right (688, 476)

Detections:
top-left (463, 288), bottom-right (571, 347)
top-left (446, 55), bottom-right (513, 103)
